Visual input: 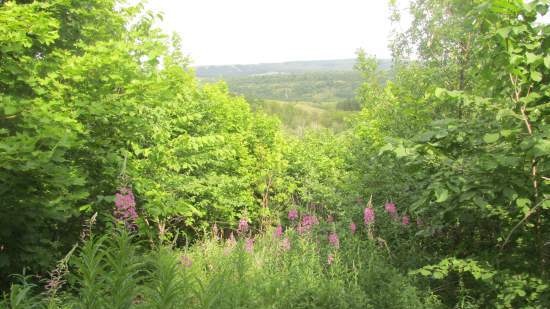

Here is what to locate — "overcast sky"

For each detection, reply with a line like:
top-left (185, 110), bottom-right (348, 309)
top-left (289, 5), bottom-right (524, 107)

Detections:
top-left (147, 0), bottom-right (409, 66)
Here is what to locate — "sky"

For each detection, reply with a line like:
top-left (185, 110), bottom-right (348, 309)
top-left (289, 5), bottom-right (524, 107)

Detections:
top-left (147, 0), bottom-right (409, 66)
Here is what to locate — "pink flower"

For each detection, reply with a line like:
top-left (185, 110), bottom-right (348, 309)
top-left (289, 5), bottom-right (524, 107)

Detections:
top-left (226, 232), bottom-right (237, 249)
top-left (288, 209), bottom-right (299, 221)
top-left (237, 218), bottom-right (249, 234)
top-left (327, 254), bottom-right (334, 265)
top-left (180, 254), bottom-right (193, 268)
top-left (274, 225), bottom-right (283, 238)
top-left (327, 215), bottom-right (334, 223)
top-left (245, 238), bottom-right (254, 253)
top-left (114, 187), bottom-right (138, 228)
top-left (328, 232), bottom-right (340, 248)
top-left (364, 207), bottom-right (375, 225)
top-left (281, 237), bottom-right (291, 251)
top-left (402, 215), bottom-right (410, 226)
top-left (385, 202), bottom-right (397, 216)
top-left (297, 215), bottom-right (319, 234)
top-left (350, 221), bottom-right (357, 234)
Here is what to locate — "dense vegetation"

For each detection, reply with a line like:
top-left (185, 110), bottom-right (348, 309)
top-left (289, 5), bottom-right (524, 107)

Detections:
top-left (1, 0), bottom-right (548, 308)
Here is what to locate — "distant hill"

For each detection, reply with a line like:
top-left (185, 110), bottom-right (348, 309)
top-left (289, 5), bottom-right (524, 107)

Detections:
top-left (195, 59), bottom-right (354, 78)
top-left (194, 59), bottom-right (391, 104)
top-left (193, 59), bottom-right (391, 133)
top-left (221, 71), bottom-right (364, 104)
top-left (194, 58), bottom-right (391, 78)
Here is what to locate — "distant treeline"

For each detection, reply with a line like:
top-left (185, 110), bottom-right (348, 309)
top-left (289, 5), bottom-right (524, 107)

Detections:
top-left (222, 71), bottom-right (363, 104)
top-left (194, 58), bottom-right (392, 77)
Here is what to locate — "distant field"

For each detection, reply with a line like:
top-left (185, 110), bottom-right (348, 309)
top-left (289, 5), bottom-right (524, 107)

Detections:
top-left (194, 59), bottom-right (391, 133)
top-left (249, 99), bottom-right (354, 134)
top-left (195, 59), bottom-right (390, 105)
top-left (220, 71), bottom-right (363, 104)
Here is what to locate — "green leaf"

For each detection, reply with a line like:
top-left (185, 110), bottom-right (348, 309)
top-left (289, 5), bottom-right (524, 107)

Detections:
top-left (516, 198), bottom-right (531, 215)
top-left (3, 105), bottom-right (17, 115)
top-left (394, 145), bottom-right (407, 158)
top-left (496, 27), bottom-right (511, 39)
top-left (483, 133), bottom-right (500, 143)
top-left (434, 88), bottom-right (446, 98)
top-left (433, 271), bottom-right (445, 279)
top-left (544, 55), bottom-right (550, 69)
top-left (500, 129), bottom-right (513, 137)
top-left (525, 52), bottom-right (540, 64)
top-left (435, 188), bottom-right (449, 203)
top-left (530, 70), bottom-right (542, 82)
top-left (419, 269), bottom-right (431, 276)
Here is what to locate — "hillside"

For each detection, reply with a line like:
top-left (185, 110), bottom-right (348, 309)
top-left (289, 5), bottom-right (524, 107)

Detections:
top-left (195, 58), bottom-right (393, 78)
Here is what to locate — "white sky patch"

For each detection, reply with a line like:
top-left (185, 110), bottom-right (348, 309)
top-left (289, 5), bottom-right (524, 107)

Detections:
top-left (146, 0), bottom-right (409, 66)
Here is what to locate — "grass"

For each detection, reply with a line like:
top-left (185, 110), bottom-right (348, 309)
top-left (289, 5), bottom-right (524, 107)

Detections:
top-left (1, 216), bottom-right (443, 309)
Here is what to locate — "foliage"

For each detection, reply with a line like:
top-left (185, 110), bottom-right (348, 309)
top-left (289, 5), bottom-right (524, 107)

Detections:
top-left (352, 0), bottom-right (550, 307)
top-left (1, 220), bottom-right (440, 309)
top-left (1, 0), bottom-right (549, 307)
top-left (0, 0), bottom-right (283, 283)
top-left (218, 71), bottom-right (364, 104)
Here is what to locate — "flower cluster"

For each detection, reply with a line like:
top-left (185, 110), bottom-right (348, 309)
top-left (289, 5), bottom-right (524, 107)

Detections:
top-left (221, 200), bottom-right (420, 266)
top-left (328, 232), bottom-right (340, 248)
top-left (114, 187), bottom-right (138, 228)
top-left (363, 207), bottom-right (375, 225)
top-left (297, 215), bottom-right (319, 234)
top-left (281, 237), bottom-right (291, 251)
top-left (288, 209), bottom-right (299, 221)
top-left (237, 218), bottom-right (249, 234)
top-left (327, 254), bottom-right (334, 265)
top-left (245, 238), bottom-right (254, 253)
top-left (384, 202), bottom-right (397, 216)
top-left (349, 221), bottom-right (357, 234)
top-left (274, 225), bottom-right (283, 238)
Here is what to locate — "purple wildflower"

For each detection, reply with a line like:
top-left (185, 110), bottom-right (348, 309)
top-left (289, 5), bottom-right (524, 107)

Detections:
top-left (384, 202), bottom-right (397, 216)
top-left (288, 209), bottom-right (299, 221)
top-left (297, 215), bottom-right (319, 234)
top-left (328, 232), bottom-right (340, 249)
top-left (327, 254), bottom-right (334, 265)
top-left (274, 225), bottom-right (283, 238)
top-left (350, 221), bottom-right (357, 234)
top-left (237, 218), bottom-right (249, 234)
top-left (281, 237), bottom-right (291, 251)
top-left (114, 187), bottom-right (138, 227)
top-left (245, 238), bottom-right (254, 253)
top-left (402, 215), bottom-right (410, 226)
top-left (364, 207), bottom-right (375, 225)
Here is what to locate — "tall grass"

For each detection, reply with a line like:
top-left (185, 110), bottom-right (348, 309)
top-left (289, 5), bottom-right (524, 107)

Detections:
top-left (1, 226), bottom-right (441, 309)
